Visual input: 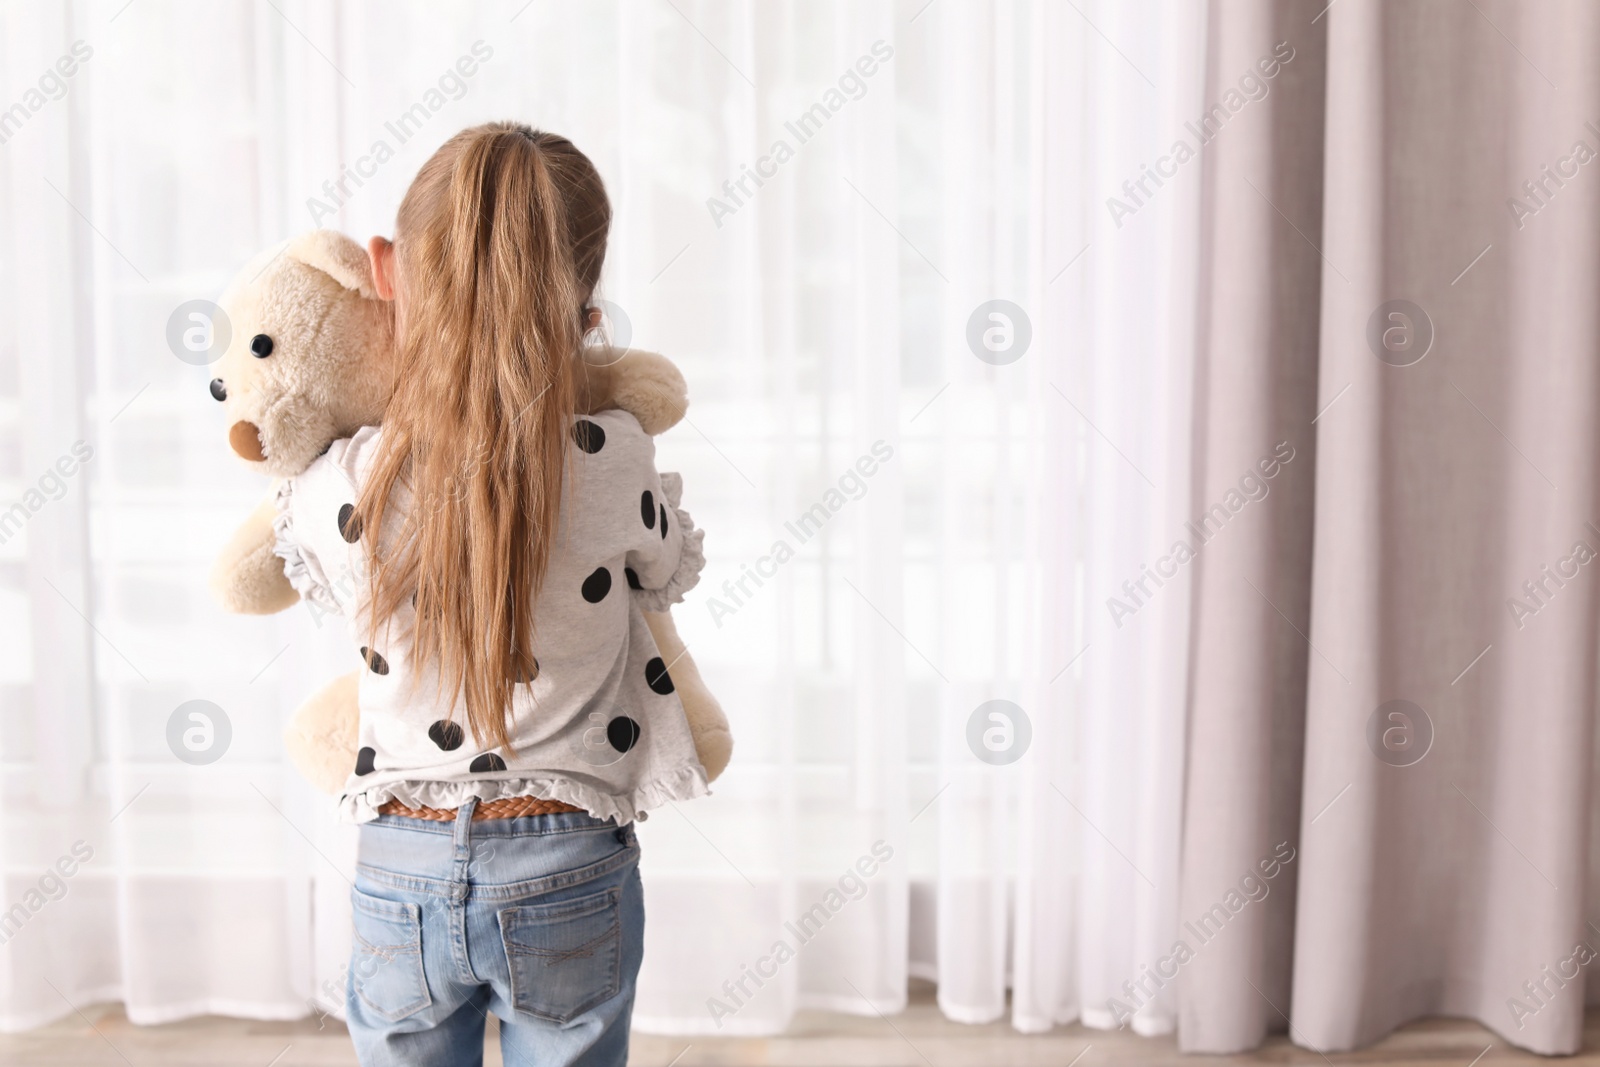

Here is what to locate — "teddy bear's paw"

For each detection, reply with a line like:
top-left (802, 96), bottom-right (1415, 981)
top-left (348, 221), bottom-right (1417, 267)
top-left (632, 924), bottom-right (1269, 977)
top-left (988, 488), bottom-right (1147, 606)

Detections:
top-left (695, 724), bottom-right (733, 783)
top-left (211, 496), bottom-right (301, 615)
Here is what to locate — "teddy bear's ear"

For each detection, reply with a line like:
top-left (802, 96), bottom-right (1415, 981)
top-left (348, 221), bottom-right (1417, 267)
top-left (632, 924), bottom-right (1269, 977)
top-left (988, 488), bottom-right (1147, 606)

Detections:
top-left (284, 230), bottom-right (381, 299)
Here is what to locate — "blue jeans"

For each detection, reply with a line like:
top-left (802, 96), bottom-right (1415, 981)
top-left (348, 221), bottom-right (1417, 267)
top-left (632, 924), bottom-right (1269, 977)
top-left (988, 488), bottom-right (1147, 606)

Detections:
top-left (345, 798), bottom-right (644, 1067)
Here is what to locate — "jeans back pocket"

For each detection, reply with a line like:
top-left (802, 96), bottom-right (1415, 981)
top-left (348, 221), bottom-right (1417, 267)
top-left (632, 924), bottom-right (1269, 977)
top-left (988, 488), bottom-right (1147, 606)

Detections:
top-left (350, 888), bottom-right (431, 1023)
top-left (499, 886), bottom-right (622, 1023)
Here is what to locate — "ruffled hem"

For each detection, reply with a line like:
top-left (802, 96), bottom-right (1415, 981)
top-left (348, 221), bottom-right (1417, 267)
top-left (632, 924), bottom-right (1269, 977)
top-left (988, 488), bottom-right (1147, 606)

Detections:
top-left (271, 479), bottom-right (343, 616)
top-left (634, 472), bottom-right (705, 613)
top-left (338, 761), bottom-right (710, 825)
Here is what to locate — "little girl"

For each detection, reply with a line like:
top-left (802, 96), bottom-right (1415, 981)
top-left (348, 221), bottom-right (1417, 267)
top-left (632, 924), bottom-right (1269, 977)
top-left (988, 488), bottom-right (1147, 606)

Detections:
top-left (273, 124), bottom-right (708, 1066)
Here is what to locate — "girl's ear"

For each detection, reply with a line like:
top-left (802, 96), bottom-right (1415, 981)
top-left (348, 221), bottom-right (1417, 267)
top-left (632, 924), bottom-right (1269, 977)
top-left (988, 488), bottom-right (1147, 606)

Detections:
top-left (284, 229), bottom-right (382, 298)
top-left (367, 235), bottom-right (397, 301)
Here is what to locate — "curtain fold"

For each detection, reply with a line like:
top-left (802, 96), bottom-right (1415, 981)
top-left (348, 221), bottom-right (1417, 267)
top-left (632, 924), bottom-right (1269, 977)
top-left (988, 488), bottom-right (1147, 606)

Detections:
top-left (1063, 0), bottom-right (1206, 1039)
top-left (1182, 0), bottom-right (1600, 1055)
top-left (1179, 0), bottom-right (1325, 1052)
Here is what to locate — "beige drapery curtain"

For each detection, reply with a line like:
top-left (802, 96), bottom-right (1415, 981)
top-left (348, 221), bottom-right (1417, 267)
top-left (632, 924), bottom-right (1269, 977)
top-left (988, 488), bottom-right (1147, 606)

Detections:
top-left (1182, 0), bottom-right (1600, 1055)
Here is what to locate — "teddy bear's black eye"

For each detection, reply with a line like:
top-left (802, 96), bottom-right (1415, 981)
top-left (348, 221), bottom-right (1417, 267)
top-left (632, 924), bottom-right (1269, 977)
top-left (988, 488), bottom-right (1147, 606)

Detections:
top-left (209, 378), bottom-right (226, 402)
top-left (250, 334), bottom-right (274, 358)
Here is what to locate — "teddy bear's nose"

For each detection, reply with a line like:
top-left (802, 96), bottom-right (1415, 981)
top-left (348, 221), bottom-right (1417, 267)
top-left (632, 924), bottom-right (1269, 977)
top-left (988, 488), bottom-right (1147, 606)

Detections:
top-left (229, 421), bottom-right (266, 462)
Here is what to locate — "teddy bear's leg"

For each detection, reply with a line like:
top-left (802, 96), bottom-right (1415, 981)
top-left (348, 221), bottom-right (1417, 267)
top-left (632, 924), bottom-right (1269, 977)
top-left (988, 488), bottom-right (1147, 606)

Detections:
top-left (282, 671), bottom-right (361, 795)
top-left (643, 610), bottom-right (732, 781)
top-left (211, 494), bottom-right (300, 614)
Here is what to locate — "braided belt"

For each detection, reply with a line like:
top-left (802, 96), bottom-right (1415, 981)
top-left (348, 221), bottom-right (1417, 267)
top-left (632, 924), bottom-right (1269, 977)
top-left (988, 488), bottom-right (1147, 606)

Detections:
top-left (378, 795), bottom-right (585, 821)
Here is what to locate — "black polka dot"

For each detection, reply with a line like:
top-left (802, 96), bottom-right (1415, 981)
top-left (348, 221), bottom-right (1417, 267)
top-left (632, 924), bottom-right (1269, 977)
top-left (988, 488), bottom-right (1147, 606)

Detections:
top-left (354, 747), bottom-right (376, 776)
top-left (470, 753), bottom-right (507, 773)
top-left (645, 656), bottom-right (675, 695)
top-left (660, 504), bottom-right (669, 539)
top-left (625, 567), bottom-right (641, 590)
top-left (516, 654), bottom-right (540, 683)
top-left (642, 490), bottom-right (656, 529)
top-left (581, 567), bottom-right (612, 603)
top-left (572, 420), bottom-right (606, 454)
top-left (428, 720), bottom-right (464, 751)
top-left (360, 647), bottom-right (389, 675)
top-left (338, 503), bottom-right (362, 543)
top-left (607, 716), bottom-right (641, 753)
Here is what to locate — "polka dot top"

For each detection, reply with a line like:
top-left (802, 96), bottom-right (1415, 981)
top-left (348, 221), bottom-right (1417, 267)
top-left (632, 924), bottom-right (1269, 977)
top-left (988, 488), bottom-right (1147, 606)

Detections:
top-left (272, 410), bottom-right (709, 824)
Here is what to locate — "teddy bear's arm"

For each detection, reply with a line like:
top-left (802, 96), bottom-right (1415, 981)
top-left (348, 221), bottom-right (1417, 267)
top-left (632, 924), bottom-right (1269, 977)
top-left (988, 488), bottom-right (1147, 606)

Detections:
top-left (210, 494), bottom-right (301, 615)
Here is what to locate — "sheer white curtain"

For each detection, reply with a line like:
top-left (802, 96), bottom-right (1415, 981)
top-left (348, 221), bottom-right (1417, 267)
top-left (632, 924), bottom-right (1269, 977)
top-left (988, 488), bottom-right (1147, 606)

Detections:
top-left (0, 0), bottom-right (1203, 1038)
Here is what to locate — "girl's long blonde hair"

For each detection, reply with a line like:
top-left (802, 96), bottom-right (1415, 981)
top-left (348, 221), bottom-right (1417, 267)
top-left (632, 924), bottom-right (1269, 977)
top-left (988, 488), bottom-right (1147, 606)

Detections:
top-left (357, 123), bottom-right (610, 751)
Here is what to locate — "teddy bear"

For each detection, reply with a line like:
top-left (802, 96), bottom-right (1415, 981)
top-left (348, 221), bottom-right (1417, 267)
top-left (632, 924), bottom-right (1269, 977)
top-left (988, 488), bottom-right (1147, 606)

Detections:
top-left (206, 229), bottom-right (731, 795)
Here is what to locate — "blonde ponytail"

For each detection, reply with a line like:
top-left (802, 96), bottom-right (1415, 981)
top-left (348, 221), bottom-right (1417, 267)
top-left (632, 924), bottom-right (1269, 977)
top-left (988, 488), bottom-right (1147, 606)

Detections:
top-left (356, 124), bottom-right (611, 751)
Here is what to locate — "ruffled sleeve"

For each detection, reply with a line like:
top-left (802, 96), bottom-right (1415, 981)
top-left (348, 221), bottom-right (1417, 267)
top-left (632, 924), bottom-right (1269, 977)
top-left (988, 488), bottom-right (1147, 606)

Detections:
top-left (269, 428), bottom-right (381, 619)
top-left (630, 471), bottom-right (705, 613)
top-left (272, 477), bottom-right (345, 617)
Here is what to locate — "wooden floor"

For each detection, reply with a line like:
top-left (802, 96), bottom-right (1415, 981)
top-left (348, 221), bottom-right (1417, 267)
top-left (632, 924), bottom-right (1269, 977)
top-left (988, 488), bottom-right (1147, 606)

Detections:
top-left (0, 985), bottom-right (1593, 1065)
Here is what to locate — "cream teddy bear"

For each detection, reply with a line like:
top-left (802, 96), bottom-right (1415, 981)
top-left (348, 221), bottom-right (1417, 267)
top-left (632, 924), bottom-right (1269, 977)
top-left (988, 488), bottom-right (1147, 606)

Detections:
top-left (207, 230), bottom-right (731, 793)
